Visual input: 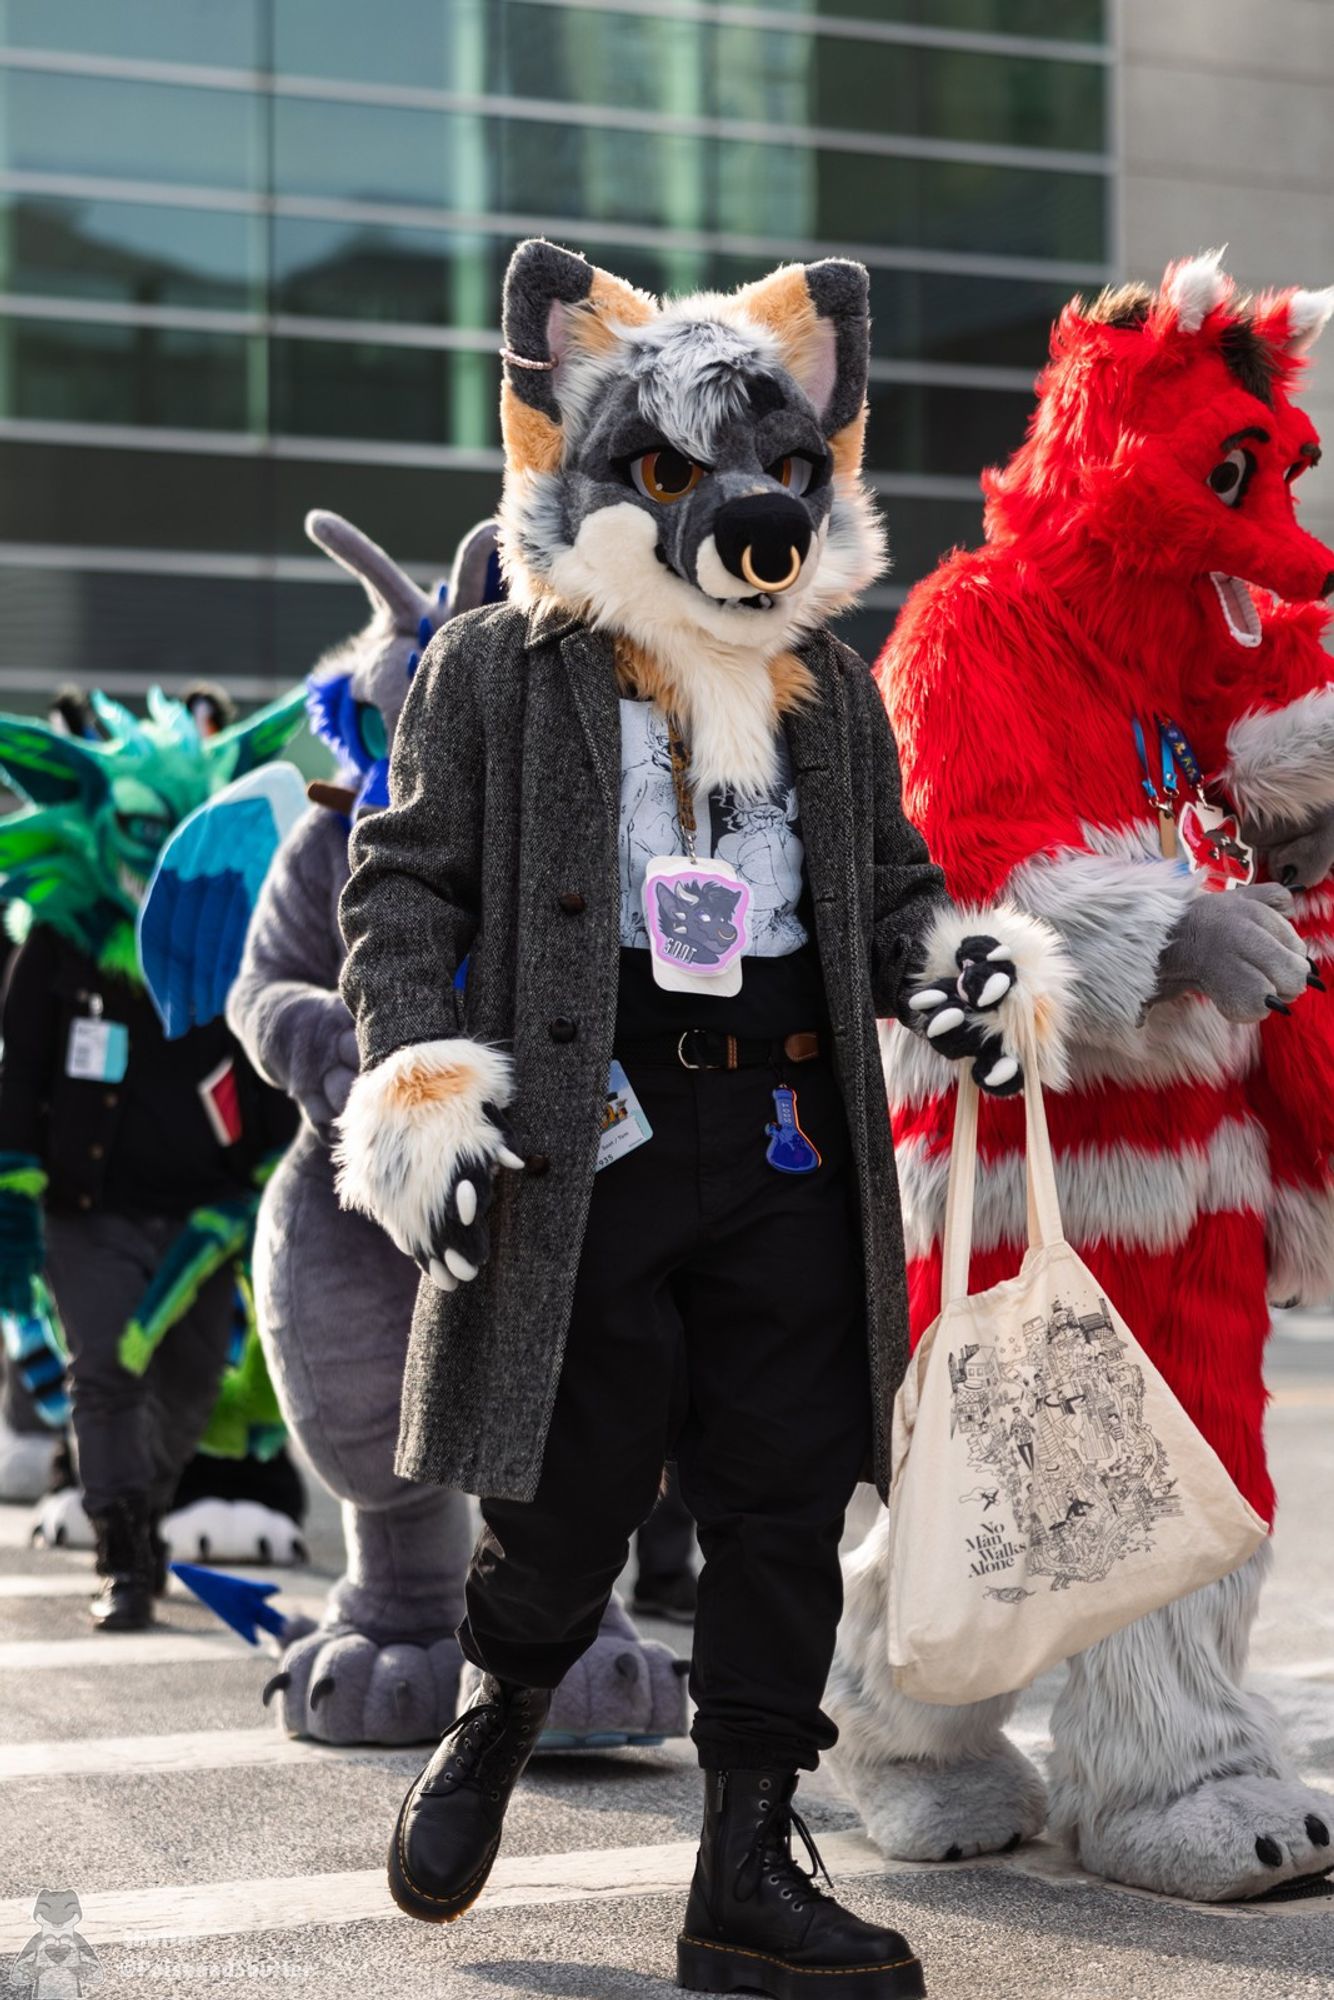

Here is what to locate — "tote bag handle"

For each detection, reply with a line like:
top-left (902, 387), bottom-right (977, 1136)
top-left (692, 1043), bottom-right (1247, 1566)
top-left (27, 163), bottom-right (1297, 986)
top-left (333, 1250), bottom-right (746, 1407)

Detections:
top-left (941, 1018), bottom-right (1063, 1307)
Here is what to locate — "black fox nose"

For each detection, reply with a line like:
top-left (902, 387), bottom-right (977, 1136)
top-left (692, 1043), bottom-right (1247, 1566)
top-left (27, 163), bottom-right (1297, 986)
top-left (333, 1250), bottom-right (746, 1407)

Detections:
top-left (712, 494), bottom-right (811, 593)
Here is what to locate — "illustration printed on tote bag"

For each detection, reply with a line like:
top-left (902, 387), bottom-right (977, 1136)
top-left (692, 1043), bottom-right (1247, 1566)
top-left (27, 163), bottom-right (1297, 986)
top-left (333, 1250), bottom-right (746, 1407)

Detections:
top-left (949, 1293), bottom-right (1183, 1591)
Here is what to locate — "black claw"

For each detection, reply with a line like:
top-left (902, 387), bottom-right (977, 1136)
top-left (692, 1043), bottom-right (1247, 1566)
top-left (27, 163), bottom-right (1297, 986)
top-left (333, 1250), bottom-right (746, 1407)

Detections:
top-left (1308, 969), bottom-right (1327, 992)
top-left (1256, 1834), bottom-right (1284, 1868)
top-left (614, 1651), bottom-right (640, 1682)
top-left (1306, 1815), bottom-right (1330, 1848)
top-left (1264, 996), bottom-right (1293, 1016)
top-left (672, 1657), bottom-right (692, 1678)
top-left (261, 1671), bottom-right (291, 1708)
top-left (1281, 865), bottom-right (1299, 888)
top-left (292, 1539), bottom-right (309, 1564)
top-left (1002, 1832), bottom-right (1023, 1853)
top-left (393, 1681), bottom-right (413, 1719)
top-left (942, 1844), bottom-right (963, 1862)
top-left (257, 1537), bottom-right (272, 1563)
top-left (308, 1674), bottom-right (336, 1710)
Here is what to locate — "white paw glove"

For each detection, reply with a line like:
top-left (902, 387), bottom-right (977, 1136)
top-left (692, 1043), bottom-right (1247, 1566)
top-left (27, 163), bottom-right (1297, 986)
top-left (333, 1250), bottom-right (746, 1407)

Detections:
top-left (899, 933), bottom-right (1025, 1097)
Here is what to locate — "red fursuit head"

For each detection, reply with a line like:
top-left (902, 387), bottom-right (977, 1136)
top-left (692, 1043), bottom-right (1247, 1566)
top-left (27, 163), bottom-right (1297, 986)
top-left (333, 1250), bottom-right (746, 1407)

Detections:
top-left (880, 251), bottom-right (1334, 1522)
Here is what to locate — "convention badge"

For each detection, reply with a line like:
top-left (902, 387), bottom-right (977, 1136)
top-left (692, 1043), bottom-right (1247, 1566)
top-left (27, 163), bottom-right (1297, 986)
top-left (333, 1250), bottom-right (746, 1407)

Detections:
top-left (764, 1086), bottom-right (821, 1176)
top-left (1178, 799), bottom-right (1255, 894)
top-left (642, 855), bottom-right (751, 997)
top-left (596, 1060), bottom-right (654, 1172)
top-left (65, 1016), bottom-right (129, 1084)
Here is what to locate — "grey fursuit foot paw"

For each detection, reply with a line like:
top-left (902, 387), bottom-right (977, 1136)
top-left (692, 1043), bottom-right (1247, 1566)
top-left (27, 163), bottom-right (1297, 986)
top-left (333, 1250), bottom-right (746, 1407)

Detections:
top-left (1075, 1775), bottom-right (1334, 1901)
top-left (263, 1623), bottom-right (463, 1745)
top-left (459, 1631), bottom-right (690, 1751)
top-left (836, 1738), bottom-right (1048, 1863)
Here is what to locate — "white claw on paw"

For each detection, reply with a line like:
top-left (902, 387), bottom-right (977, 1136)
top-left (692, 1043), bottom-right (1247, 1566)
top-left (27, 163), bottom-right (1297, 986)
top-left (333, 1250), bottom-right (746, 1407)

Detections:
top-left (975, 971), bottom-right (1013, 1009)
top-left (428, 1259), bottom-right (459, 1293)
top-left (909, 988), bottom-right (950, 1012)
top-left (984, 1056), bottom-right (1020, 1089)
top-left (985, 943), bottom-right (1011, 961)
top-left (455, 1179), bottom-right (478, 1226)
top-left (497, 1147), bottom-right (526, 1172)
top-left (926, 1006), bottom-right (966, 1039)
top-left (444, 1248), bottom-right (479, 1282)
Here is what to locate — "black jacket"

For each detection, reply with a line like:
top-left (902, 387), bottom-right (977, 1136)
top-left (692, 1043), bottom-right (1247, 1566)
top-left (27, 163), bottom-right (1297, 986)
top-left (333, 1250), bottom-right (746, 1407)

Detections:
top-left (0, 927), bottom-right (296, 1218)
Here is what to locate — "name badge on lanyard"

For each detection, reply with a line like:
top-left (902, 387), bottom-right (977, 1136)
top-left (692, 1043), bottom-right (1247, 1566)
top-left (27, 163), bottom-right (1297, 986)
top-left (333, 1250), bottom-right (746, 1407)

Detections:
top-left (1133, 715), bottom-right (1254, 891)
top-left (643, 719), bottom-right (752, 996)
top-left (66, 996), bottom-right (129, 1084)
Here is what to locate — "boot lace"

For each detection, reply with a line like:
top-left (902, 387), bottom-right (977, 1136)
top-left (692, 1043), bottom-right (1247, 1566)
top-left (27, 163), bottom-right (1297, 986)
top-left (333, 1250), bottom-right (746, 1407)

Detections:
top-left (425, 1700), bottom-right (504, 1793)
top-left (735, 1797), bottom-right (835, 1914)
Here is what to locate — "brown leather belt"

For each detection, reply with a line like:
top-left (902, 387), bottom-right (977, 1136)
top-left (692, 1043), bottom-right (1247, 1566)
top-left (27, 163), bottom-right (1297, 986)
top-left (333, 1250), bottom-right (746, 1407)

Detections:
top-left (616, 1029), bottom-right (822, 1072)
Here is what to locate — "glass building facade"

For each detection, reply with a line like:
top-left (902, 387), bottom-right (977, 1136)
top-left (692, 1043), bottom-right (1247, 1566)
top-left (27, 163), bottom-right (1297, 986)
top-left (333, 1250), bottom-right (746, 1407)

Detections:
top-left (0, 0), bottom-right (1112, 702)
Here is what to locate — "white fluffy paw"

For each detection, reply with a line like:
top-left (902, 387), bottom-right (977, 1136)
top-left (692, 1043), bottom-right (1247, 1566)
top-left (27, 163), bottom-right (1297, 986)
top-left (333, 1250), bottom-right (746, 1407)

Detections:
top-left (30, 1487), bottom-right (94, 1550)
top-left (263, 1624), bottom-right (464, 1745)
top-left (1074, 1775), bottom-right (1334, 1902)
top-left (161, 1498), bottom-right (308, 1567)
top-left (834, 1739), bottom-right (1049, 1863)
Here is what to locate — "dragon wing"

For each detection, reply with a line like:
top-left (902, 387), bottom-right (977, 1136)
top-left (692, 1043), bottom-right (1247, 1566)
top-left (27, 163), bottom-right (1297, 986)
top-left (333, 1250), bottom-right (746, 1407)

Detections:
top-left (137, 763), bottom-right (309, 1038)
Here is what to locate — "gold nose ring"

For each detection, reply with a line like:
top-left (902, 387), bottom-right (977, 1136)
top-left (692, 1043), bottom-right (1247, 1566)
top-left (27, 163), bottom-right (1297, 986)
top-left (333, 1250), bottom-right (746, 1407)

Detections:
top-left (739, 544), bottom-right (802, 593)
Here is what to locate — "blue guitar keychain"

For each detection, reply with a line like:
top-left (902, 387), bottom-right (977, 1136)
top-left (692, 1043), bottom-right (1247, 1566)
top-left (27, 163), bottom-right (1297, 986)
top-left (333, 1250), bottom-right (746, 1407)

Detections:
top-left (765, 1086), bottom-right (821, 1175)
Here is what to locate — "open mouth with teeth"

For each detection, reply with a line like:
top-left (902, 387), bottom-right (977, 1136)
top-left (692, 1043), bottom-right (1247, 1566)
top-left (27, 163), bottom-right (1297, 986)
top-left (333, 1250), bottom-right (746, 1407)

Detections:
top-left (117, 861), bottom-right (148, 903)
top-left (1208, 572), bottom-right (1263, 648)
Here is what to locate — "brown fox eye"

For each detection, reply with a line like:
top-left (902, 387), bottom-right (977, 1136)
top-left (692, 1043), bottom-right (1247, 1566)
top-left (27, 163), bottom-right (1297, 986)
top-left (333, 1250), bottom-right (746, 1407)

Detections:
top-left (631, 448), bottom-right (704, 504)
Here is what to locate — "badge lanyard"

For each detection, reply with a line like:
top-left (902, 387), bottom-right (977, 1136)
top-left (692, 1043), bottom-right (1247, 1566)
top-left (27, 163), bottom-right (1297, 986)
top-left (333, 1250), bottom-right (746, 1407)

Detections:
top-left (641, 717), bottom-right (753, 996)
top-left (1132, 716), bottom-right (1254, 891)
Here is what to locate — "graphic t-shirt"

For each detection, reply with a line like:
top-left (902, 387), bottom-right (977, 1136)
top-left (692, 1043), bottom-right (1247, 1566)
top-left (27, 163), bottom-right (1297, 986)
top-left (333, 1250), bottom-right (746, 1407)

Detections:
top-left (614, 697), bottom-right (826, 1040)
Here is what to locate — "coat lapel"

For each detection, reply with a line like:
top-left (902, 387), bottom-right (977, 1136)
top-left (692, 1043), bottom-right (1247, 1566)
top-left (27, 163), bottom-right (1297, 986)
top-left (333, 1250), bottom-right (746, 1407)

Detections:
top-left (785, 634), bottom-right (850, 915)
top-left (556, 626), bottom-right (621, 823)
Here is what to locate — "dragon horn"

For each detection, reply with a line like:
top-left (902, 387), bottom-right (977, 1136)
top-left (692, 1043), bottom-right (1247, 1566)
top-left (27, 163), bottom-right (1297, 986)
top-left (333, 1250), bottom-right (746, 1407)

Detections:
top-left (305, 508), bottom-right (434, 633)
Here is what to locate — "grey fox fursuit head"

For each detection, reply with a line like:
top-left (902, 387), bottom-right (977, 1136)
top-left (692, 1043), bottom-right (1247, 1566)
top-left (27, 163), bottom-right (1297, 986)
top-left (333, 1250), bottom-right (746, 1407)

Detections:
top-left (496, 238), bottom-right (885, 799)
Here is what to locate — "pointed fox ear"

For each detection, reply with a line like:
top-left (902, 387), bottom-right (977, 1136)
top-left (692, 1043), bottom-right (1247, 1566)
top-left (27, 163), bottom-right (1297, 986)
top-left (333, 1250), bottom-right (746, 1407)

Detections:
top-left (499, 239), bottom-right (657, 474)
top-left (733, 260), bottom-right (870, 468)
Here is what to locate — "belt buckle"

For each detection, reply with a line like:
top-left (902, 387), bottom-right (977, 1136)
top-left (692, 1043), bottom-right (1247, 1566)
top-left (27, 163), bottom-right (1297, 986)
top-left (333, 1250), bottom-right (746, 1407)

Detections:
top-left (677, 1030), bottom-right (718, 1071)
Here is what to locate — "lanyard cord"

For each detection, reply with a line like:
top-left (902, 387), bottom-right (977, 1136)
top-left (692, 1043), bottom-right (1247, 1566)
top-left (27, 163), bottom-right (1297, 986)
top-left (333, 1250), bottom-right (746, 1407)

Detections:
top-left (667, 719), bottom-right (699, 861)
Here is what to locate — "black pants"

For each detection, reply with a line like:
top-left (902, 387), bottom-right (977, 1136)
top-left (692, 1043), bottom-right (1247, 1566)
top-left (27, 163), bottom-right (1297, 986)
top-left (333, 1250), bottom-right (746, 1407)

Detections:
top-left (45, 1210), bottom-right (236, 1517)
top-left (460, 1058), bottom-right (871, 1771)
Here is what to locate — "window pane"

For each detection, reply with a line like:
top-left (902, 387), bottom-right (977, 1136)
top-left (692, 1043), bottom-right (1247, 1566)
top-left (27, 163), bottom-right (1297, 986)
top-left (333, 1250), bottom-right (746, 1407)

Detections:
top-left (863, 269), bottom-right (1073, 368)
top-left (2, 319), bottom-right (257, 430)
top-left (273, 0), bottom-right (473, 89)
top-left (867, 381), bottom-right (1032, 477)
top-left (722, 0), bottom-right (1105, 38)
top-left (878, 495), bottom-right (984, 588)
top-left (0, 70), bottom-right (262, 191)
top-left (272, 99), bottom-right (1106, 262)
top-left (1, 196), bottom-right (261, 311)
top-left (270, 336), bottom-right (500, 450)
top-left (0, 0), bottom-right (262, 67)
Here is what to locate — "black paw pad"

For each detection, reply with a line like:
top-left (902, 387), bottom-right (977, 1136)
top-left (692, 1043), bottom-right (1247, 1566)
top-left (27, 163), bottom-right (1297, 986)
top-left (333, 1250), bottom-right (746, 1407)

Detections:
top-left (942, 1844), bottom-right (963, 1862)
top-left (1256, 1834), bottom-right (1284, 1868)
top-left (1306, 1815), bottom-right (1330, 1848)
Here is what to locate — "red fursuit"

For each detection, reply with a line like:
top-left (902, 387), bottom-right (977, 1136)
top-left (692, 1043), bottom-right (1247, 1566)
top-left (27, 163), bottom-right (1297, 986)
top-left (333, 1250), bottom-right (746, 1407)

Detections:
top-left (881, 254), bottom-right (1334, 1522)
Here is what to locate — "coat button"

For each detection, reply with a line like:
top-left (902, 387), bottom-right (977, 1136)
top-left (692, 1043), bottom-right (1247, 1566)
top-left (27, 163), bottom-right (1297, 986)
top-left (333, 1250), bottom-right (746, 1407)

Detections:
top-left (557, 891), bottom-right (586, 916)
top-left (525, 1153), bottom-right (550, 1176)
top-left (548, 1017), bottom-right (577, 1043)
top-left (89, 1143), bottom-right (104, 1160)
top-left (104, 1092), bottom-right (119, 1109)
top-left (78, 1194), bottom-right (93, 1211)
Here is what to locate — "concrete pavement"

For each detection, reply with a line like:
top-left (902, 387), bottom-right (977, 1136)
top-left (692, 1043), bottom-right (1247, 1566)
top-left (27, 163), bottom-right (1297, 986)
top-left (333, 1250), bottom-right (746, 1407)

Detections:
top-left (1, 1321), bottom-right (1331, 1999)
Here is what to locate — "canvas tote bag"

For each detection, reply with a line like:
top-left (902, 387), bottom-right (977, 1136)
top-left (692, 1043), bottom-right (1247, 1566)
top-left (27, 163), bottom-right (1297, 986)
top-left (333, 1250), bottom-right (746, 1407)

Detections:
top-left (886, 1033), bottom-right (1268, 1705)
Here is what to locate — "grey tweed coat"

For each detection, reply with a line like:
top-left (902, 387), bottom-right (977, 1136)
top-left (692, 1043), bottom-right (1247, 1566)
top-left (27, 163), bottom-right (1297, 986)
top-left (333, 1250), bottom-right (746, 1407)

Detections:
top-left (340, 599), bottom-right (949, 1504)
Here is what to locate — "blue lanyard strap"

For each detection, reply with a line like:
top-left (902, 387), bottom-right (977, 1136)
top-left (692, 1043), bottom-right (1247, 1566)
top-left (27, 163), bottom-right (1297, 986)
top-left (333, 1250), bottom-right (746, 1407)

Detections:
top-left (1134, 715), bottom-right (1203, 807)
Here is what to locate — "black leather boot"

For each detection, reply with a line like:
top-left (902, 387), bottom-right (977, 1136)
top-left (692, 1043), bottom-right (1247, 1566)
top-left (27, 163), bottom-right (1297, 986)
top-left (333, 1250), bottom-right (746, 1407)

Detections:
top-left (88, 1495), bottom-right (155, 1632)
top-left (677, 1771), bottom-right (925, 1999)
top-left (387, 1674), bottom-right (551, 1923)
